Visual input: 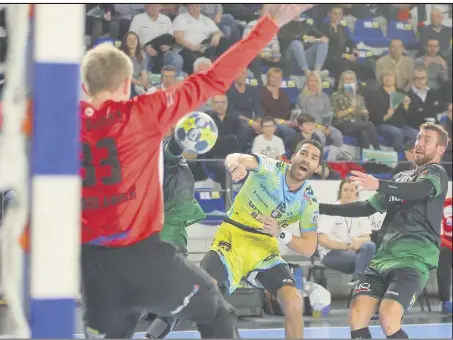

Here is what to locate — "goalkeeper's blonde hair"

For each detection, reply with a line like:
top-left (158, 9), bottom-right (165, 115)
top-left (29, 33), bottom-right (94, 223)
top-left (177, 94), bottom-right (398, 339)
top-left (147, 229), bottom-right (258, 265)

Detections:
top-left (81, 43), bottom-right (133, 95)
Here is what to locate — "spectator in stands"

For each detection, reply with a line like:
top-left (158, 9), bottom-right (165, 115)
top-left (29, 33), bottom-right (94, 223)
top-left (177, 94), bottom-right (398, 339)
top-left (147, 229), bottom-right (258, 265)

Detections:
top-left (368, 69), bottom-right (417, 152)
top-left (205, 94), bottom-right (243, 194)
top-left (180, 5), bottom-right (241, 42)
top-left (440, 103), bottom-right (452, 178)
top-left (260, 67), bottom-right (297, 141)
top-left (277, 17), bottom-right (329, 78)
top-left (376, 39), bottom-right (414, 91)
top-left (173, 4), bottom-right (224, 74)
top-left (85, 4), bottom-right (117, 47)
top-left (129, 4), bottom-right (183, 76)
top-left (415, 39), bottom-right (449, 91)
top-left (251, 116), bottom-right (286, 160)
top-left (112, 4), bottom-right (145, 40)
top-left (320, 5), bottom-right (375, 84)
top-left (419, 7), bottom-right (452, 57)
top-left (438, 196), bottom-right (452, 314)
top-left (120, 32), bottom-right (149, 97)
top-left (318, 179), bottom-right (376, 286)
top-left (296, 72), bottom-right (344, 153)
top-left (285, 114), bottom-right (322, 158)
top-left (392, 141), bottom-right (415, 175)
top-left (407, 67), bottom-right (445, 130)
top-left (226, 69), bottom-right (263, 144)
top-left (147, 65), bottom-right (178, 94)
top-left (222, 4), bottom-right (261, 23)
top-left (331, 70), bottom-right (381, 151)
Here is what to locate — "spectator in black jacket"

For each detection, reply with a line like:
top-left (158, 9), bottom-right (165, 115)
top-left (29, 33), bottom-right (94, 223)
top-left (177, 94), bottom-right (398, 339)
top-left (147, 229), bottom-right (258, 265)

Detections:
top-left (407, 67), bottom-right (445, 130)
top-left (320, 6), bottom-right (374, 84)
top-left (222, 4), bottom-right (261, 23)
top-left (367, 69), bottom-right (418, 152)
top-left (278, 18), bottom-right (329, 77)
top-left (419, 8), bottom-right (452, 57)
top-left (85, 4), bottom-right (117, 47)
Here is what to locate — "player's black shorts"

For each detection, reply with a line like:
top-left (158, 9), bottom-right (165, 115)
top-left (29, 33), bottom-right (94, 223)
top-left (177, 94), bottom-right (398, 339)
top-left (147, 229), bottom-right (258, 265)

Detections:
top-left (351, 266), bottom-right (428, 311)
top-left (81, 234), bottom-right (237, 338)
top-left (200, 250), bottom-right (296, 297)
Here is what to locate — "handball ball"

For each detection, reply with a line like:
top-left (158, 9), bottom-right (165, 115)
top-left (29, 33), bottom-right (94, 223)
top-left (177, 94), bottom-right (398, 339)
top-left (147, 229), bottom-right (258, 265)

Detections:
top-left (174, 111), bottom-right (218, 155)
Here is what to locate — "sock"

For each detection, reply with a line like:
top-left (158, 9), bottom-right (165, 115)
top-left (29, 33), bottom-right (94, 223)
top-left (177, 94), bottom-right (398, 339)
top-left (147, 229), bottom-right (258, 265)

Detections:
top-left (351, 327), bottom-right (372, 339)
top-left (387, 329), bottom-right (409, 339)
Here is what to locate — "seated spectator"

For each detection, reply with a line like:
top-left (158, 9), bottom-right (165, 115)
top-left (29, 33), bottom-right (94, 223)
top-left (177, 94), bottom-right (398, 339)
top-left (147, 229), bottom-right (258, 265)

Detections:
top-left (419, 7), bottom-right (452, 58)
top-left (120, 32), bottom-right (149, 97)
top-left (415, 39), bottom-right (449, 91)
top-left (438, 196), bottom-right (452, 314)
top-left (85, 4), bottom-right (117, 47)
top-left (173, 4), bottom-right (225, 74)
top-left (180, 4), bottom-right (241, 42)
top-left (376, 39), bottom-right (414, 92)
top-left (407, 67), bottom-right (445, 130)
top-left (147, 65), bottom-right (178, 93)
top-left (392, 141), bottom-right (415, 175)
top-left (296, 71), bottom-right (344, 151)
top-left (251, 116), bottom-right (286, 160)
top-left (318, 179), bottom-right (376, 286)
top-left (222, 4), bottom-right (261, 23)
top-left (112, 4), bottom-right (145, 40)
top-left (226, 69), bottom-right (263, 144)
top-left (368, 69), bottom-right (417, 152)
top-left (278, 17), bottom-right (329, 77)
top-left (260, 67), bottom-right (297, 141)
top-left (160, 4), bottom-right (181, 20)
top-left (286, 114), bottom-right (322, 158)
top-left (129, 4), bottom-right (183, 75)
top-left (331, 70), bottom-right (381, 150)
top-left (205, 94), bottom-right (243, 194)
top-left (440, 103), bottom-right (452, 178)
top-left (320, 5), bottom-right (375, 84)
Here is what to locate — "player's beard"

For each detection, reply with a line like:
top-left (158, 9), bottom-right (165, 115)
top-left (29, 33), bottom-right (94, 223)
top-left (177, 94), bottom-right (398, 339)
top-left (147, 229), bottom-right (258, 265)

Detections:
top-left (414, 149), bottom-right (436, 166)
top-left (289, 162), bottom-right (314, 182)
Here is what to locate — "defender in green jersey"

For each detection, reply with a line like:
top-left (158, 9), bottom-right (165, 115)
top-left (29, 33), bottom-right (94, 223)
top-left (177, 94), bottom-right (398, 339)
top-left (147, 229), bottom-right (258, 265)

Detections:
top-left (144, 136), bottom-right (206, 339)
top-left (320, 123), bottom-right (449, 339)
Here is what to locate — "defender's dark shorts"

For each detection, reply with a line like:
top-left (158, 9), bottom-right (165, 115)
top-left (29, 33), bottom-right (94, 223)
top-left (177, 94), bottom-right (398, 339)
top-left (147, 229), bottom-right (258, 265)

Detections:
top-left (201, 250), bottom-right (296, 297)
top-left (81, 234), bottom-right (238, 338)
top-left (351, 266), bottom-right (428, 311)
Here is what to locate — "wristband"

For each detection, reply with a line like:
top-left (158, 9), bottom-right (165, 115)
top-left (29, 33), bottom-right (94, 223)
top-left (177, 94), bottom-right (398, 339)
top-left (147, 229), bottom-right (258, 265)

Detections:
top-left (278, 230), bottom-right (293, 245)
top-left (278, 119), bottom-right (284, 124)
top-left (248, 119), bottom-right (254, 126)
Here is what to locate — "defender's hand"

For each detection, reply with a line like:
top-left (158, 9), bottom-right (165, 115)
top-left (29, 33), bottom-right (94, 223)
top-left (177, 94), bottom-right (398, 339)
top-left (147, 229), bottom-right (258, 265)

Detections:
top-left (350, 170), bottom-right (379, 192)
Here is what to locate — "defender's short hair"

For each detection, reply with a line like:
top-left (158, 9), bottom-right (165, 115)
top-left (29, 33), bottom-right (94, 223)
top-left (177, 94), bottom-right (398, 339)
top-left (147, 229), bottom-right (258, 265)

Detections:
top-left (81, 43), bottom-right (133, 95)
top-left (419, 122), bottom-right (449, 148)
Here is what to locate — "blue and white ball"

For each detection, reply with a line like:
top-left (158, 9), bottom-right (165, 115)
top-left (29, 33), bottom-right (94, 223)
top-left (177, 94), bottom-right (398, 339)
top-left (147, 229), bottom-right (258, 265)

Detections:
top-left (174, 111), bottom-right (218, 155)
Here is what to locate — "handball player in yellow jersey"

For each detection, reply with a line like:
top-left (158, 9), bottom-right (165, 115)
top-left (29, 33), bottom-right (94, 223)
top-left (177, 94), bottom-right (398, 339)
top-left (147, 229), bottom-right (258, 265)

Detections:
top-left (201, 140), bottom-right (323, 339)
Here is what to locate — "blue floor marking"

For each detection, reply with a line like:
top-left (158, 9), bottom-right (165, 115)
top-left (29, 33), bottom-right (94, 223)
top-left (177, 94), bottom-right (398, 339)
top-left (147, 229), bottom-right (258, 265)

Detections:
top-left (75, 322), bottom-right (452, 339)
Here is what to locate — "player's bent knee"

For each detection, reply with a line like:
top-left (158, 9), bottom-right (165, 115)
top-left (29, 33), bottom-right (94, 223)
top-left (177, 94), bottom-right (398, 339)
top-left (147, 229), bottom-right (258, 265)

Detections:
top-left (277, 286), bottom-right (303, 318)
top-left (349, 296), bottom-right (379, 330)
top-left (379, 299), bottom-right (404, 335)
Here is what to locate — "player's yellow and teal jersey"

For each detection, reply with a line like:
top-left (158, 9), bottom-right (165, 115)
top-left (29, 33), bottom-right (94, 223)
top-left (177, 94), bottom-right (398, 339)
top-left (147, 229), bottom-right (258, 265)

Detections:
top-left (227, 154), bottom-right (319, 233)
top-left (209, 154), bottom-right (319, 293)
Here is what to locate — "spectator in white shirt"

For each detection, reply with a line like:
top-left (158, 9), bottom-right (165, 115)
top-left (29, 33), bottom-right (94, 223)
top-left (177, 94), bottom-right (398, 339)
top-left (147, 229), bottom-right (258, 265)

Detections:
top-left (173, 4), bottom-right (224, 74)
top-left (252, 116), bottom-right (286, 160)
top-left (129, 4), bottom-right (183, 76)
top-left (112, 4), bottom-right (144, 39)
top-left (193, 57), bottom-right (214, 113)
top-left (317, 179), bottom-right (376, 286)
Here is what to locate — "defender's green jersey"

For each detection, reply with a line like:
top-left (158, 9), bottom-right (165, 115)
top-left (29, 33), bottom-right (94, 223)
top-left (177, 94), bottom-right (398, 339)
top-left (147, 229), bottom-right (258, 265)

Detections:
top-left (368, 163), bottom-right (448, 274)
top-left (161, 139), bottom-right (205, 249)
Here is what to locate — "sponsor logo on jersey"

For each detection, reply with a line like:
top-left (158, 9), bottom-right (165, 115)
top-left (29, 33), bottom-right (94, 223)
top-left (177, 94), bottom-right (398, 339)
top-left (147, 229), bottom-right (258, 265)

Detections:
top-left (386, 290), bottom-right (399, 296)
top-left (353, 282), bottom-right (371, 294)
top-left (311, 213), bottom-right (319, 225)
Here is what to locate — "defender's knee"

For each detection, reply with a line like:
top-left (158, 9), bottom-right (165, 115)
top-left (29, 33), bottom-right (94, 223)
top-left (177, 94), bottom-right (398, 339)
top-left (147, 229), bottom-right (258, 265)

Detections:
top-left (379, 300), bottom-right (404, 336)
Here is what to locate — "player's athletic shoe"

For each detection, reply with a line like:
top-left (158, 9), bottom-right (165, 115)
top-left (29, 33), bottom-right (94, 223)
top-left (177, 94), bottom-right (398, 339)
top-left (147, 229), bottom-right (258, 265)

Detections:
top-left (441, 300), bottom-right (452, 314)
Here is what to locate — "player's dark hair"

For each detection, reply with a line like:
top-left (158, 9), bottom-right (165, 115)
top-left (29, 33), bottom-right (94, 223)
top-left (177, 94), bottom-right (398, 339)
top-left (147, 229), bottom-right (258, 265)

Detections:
top-left (419, 122), bottom-right (449, 148)
top-left (296, 114), bottom-right (316, 126)
top-left (294, 139), bottom-right (324, 164)
top-left (261, 116), bottom-right (276, 126)
top-left (337, 178), bottom-right (358, 200)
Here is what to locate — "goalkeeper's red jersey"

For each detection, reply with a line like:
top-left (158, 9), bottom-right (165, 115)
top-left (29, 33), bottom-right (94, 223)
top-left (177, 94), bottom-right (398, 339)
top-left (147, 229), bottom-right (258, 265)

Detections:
top-left (441, 196), bottom-right (452, 250)
top-left (80, 16), bottom-right (279, 247)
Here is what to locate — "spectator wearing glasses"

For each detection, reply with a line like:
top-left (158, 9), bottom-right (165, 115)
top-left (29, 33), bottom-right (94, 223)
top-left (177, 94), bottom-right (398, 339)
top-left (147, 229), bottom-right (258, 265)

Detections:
top-left (419, 8), bottom-right (452, 58)
top-left (318, 179), bottom-right (376, 286)
top-left (407, 67), bottom-right (445, 130)
top-left (147, 65), bottom-right (179, 94)
top-left (252, 116), bottom-right (286, 160)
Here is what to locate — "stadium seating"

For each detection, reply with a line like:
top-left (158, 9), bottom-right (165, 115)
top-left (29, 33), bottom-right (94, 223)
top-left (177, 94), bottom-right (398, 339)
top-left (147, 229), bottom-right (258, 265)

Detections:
top-left (386, 21), bottom-right (418, 49)
top-left (351, 18), bottom-right (389, 47)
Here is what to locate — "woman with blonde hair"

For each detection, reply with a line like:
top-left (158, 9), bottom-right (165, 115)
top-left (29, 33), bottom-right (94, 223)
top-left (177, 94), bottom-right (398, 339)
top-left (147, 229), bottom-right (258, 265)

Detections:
top-left (296, 71), bottom-right (343, 150)
top-left (331, 70), bottom-right (381, 150)
top-left (367, 68), bottom-right (418, 152)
